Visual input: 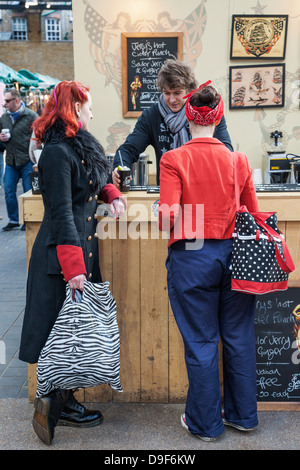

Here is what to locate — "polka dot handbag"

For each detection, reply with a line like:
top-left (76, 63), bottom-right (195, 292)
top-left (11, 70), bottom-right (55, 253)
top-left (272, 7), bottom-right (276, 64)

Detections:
top-left (231, 154), bottom-right (295, 295)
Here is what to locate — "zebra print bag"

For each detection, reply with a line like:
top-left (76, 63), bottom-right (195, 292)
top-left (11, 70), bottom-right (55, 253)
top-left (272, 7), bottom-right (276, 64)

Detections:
top-left (36, 281), bottom-right (122, 398)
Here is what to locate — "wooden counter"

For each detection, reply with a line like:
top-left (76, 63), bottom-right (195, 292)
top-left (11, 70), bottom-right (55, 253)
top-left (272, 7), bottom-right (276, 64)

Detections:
top-left (19, 190), bottom-right (300, 406)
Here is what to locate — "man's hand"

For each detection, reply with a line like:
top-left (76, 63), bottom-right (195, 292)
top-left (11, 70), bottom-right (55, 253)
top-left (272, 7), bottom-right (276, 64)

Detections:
top-left (112, 167), bottom-right (121, 188)
top-left (0, 132), bottom-right (9, 142)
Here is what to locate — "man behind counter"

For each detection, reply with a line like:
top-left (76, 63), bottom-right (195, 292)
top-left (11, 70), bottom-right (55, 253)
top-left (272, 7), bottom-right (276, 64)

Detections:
top-left (112, 58), bottom-right (233, 188)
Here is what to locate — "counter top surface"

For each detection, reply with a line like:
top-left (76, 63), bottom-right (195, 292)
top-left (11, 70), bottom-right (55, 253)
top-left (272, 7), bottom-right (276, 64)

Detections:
top-left (19, 188), bottom-right (300, 224)
top-left (19, 188), bottom-right (300, 201)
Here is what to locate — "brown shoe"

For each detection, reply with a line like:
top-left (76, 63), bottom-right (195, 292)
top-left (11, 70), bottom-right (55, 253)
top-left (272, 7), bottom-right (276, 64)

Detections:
top-left (32, 389), bottom-right (69, 445)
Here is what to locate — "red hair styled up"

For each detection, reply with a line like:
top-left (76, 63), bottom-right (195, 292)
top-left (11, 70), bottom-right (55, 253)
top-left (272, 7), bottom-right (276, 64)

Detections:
top-left (33, 80), bottom-right (90, 142)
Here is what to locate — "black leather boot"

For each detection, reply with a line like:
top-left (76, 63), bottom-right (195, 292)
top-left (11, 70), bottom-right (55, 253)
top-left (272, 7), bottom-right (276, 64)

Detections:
top-left (32, 389), bottom-right (69, 445)
top-left (58, 390), bottom-right (103, 427)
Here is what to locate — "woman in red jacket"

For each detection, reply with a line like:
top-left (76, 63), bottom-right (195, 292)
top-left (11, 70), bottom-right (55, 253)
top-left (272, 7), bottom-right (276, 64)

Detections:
top-left (158, 82), bottom-right (259, 441)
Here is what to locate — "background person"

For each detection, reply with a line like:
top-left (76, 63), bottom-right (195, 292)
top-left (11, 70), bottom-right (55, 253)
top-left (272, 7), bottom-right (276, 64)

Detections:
top-left (158, 83), bottom-right (259, 441)
top-left (0, 141), bottom-right (4, 220)
top-left (0, 88), bottom-right (38, 231)
top-left (112, 58), bottom-right (233, 187)
top-left (0, 142), bottom-right (4, 188)
top-left (19, 81), bottom-right (126, 446)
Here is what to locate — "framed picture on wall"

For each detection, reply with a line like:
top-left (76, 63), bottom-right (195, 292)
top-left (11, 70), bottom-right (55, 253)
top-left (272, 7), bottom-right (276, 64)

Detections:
top-left (230, 15), bottom-right (288, 60)
top-left (229, 64), bottom-right (285, 110)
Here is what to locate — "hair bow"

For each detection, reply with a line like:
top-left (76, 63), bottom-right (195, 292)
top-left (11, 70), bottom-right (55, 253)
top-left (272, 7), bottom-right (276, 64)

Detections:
top-left (183, 80), bottom-right (212, 100)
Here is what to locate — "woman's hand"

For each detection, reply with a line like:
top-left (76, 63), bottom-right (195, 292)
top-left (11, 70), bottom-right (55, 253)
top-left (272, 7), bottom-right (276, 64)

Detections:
top-left (110, 198), bottom-right (126, 219)
top-left (68, 274), bottom-right (86, 291)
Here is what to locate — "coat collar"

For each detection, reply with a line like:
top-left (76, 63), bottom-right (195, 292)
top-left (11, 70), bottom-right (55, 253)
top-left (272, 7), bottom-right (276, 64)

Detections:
top-left (184, 137), bottom-right (226, 147)
top-left (43, 120), bottom-right (109, 193)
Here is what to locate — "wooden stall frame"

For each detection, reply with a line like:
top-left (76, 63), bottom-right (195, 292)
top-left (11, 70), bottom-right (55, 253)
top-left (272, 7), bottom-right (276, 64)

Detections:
top-left (121, 32), bottom-right (183, 118)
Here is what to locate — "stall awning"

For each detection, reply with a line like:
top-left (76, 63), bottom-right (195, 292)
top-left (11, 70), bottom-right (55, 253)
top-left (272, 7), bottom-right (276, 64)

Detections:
top-left (18, 69), bottom-right (59, 89)
top-left (0, 62), bottom-right (39, 86)
top-left (34, 72), bottom-right (59, 88)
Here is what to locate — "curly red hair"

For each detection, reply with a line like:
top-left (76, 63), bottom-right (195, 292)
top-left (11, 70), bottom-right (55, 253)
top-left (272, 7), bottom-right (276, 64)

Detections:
top-left (33, 80), bottom-right (90, 142)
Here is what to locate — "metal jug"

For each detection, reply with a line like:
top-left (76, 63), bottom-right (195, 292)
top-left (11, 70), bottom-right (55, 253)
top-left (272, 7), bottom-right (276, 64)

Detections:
top-left (132, 153), bottom-right (152, 186)
top-left (105, 153), bottom-right (115, 173)
top-left (286, 154), bottom-right (300, 183)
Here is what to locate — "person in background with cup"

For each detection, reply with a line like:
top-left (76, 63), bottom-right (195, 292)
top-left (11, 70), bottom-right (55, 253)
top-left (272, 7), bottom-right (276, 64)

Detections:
top-left (112, 59), bottom-right (233, 188)
top-left (0, 88), bottom-right (38, 231)
top-left (0, 140), bottom-right (4, 220)
top-left (0, 132), bottom-right (4, 177)
top-left (0, 96), bottom-right (4, 220)
top-left (158, 83), bottom-right (259, 441)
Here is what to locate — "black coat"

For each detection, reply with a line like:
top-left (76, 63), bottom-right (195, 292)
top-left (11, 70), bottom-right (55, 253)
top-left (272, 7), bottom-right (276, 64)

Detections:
top-left (19, 126), bottom-right (115, 364)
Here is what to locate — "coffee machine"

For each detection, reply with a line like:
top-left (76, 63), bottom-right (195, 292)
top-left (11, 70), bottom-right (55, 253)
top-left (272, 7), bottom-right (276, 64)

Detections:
top-left (263, 130), bottom-right (291, 184)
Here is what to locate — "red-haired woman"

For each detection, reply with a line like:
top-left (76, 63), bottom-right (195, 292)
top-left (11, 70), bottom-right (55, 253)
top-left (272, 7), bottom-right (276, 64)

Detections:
top-left (19, 81), bottom-right (125, 445)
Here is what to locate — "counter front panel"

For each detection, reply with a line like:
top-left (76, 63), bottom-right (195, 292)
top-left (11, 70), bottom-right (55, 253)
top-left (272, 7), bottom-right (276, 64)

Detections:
top-left (19, 190), bottom-right (300, 409)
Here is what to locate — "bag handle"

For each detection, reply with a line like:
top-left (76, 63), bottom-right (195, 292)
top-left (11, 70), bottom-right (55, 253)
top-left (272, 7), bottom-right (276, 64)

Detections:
top-left (232, 152), bottom-right (241, 210)
top-left (255, 218), bottom-right (295, 274)
top-left (232, 153), bottom-right (295, 274)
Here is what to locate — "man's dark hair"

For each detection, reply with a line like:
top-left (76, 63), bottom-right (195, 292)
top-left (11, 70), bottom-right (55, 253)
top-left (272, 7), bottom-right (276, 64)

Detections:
top-left (157, 59), bottom-right (197, 92)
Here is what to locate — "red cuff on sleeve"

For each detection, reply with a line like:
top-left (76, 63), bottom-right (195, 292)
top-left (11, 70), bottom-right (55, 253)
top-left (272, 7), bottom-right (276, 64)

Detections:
top-left (56, 245), bottom-right (87, 281)
top-left (101, 183), bottom-right (126, 207)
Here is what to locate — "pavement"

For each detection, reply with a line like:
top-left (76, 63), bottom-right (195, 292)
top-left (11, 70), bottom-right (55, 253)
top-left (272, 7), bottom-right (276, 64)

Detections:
top-left (0, 183), bottom-right (299, 452)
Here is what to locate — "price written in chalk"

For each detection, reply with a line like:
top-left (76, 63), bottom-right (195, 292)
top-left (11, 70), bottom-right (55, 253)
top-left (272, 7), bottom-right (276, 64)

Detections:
top-left (254, 290), bottom-right (300, 402)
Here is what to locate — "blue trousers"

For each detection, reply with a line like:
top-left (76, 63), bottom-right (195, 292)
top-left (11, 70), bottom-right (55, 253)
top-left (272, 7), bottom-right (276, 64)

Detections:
top-left (0, 152), bottom-right (4, 187)
top-left (166, 239), bottom-right (258, 438)
top-left (4, 161), bottom-right (33, 224)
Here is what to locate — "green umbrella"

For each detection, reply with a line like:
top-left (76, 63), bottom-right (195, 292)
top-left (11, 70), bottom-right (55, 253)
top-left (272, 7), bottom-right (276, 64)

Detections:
top-left (18, 69), bottom-right (59, 89)
top-left (17, 69), bottom-right (40, 82)
top-left (0, 62), bottom-right (39, 86)
top-left (34, 72), bottom-right (60, 89)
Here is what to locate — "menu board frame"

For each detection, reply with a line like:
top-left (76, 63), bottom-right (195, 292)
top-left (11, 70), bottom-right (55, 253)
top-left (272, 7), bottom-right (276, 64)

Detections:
top-left (255, 288), bottom-right (300, 411)
top-left (121, 32), bottom-right (183, 118)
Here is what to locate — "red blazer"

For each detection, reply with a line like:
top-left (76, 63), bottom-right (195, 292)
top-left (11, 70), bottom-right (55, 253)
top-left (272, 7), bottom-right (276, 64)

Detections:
top-left (158, 137), bottom-right (259, 246)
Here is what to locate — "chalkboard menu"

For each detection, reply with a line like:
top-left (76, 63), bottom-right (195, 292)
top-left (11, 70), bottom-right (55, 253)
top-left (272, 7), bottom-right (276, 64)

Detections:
top-left (255, 289), bottom-right (300, 409)
top-left (121, 32), bottom-right (183, 117)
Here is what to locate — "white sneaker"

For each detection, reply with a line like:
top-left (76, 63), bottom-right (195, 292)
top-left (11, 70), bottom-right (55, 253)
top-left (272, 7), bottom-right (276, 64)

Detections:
top-left (223, 418), bottom-right (255, 432)
top-left (180, 413), bottom-right (217, 442)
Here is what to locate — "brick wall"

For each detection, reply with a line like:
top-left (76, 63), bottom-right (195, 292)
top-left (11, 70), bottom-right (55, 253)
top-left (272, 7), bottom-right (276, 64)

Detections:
top-left (1, 40), bottom-right (74, 80)
top-left (0, 9), bottom-right (74, 80)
